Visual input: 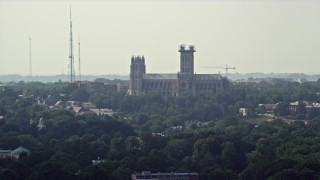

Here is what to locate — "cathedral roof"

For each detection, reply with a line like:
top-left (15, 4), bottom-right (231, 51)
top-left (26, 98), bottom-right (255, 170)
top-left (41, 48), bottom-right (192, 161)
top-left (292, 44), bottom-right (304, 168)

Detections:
top-left (143, 74), bottom-right (178, 80)
top-left (194, 74), bottom-right (222, 80)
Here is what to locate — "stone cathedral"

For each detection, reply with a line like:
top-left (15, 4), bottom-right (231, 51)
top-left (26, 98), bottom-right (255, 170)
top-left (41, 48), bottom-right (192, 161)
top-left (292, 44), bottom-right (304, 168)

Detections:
top-left (129, 45), bottom-right (226, 96)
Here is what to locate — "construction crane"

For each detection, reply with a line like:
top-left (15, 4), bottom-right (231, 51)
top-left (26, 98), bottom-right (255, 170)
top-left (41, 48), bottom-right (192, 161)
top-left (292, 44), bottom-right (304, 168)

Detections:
top-left (202, 65), bottom-right (236, 78)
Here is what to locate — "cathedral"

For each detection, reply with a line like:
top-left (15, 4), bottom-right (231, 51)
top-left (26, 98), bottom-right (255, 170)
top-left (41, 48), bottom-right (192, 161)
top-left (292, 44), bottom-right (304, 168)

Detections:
top-left (129, 45), bottom-right (227, 96)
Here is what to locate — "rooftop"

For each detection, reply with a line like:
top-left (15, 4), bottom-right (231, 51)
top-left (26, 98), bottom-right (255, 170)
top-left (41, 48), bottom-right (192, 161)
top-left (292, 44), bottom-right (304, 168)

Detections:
top-left (194, 74), bottom-right (222, 80)
top-left (143, 74), bottom-right (178, 80)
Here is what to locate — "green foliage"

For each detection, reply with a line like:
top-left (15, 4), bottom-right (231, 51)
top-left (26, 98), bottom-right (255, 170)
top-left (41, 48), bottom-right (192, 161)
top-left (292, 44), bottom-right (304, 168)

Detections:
top-left (275, 102), bottom-right (289, 116)
top-left (1, 80), bottom-right (320, 179)
top-left (71, 88), bottom-right (90, 102)
top-left (0, 168), bottom-right (18, 180)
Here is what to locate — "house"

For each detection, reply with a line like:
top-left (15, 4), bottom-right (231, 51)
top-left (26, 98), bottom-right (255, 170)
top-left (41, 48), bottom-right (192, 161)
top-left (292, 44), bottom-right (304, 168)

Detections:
top-left (37, 118), bottom-right (46, 130)
top-left (152, 132), bottom-right (165, 137)
top-left (89, 108), bottom-right (114, 116)
top-left (11, 146), bottom-right (31, 159)
top-left (71, 106), bottom-right (95, 115)
top-left (132, 171), bottom-right (199, 180)
top-left (170, 126), bottom-right (183, 131)
top-left (288, 101), bottom-right (312, 112)
top-left (67, 101), bottom-right (79, 107)
top-left (36, 96), bottom-right (56, 107)
top-left (306, 103), bottom-right (320, 110)
top-left (0, 150), bottom-right (12, 159)
top-left (82, 102), bottom-right (97, 109)
top-left (54, 101), bottom-right (66, 108)
top-left (239, 108), bottom-right (248, 116)
top-left (92, 157), bottom-right (105, 165)
top-left (258, 104), bottom-right (277, 113)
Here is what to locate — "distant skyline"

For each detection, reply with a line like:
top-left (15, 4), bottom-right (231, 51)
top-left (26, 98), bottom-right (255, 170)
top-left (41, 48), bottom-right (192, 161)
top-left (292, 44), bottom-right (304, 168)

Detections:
top-left (0, 0), bottom-right (320, 76)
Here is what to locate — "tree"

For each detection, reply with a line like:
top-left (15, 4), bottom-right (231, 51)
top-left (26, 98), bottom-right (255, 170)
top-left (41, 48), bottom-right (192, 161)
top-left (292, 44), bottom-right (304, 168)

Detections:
top-left (220, 142), bottom-right (237, 171)
top-left (306, 108), bottom-right (319, 120)
top-left (125, 136), bottom-right (141, 151)
top-left (0, 168), bottom-right (18, 180)
top-left (27, 161), bottom-right (66, 180)
top-left (71, 88), bottom-right (90, 102)
top-left (166, 139), bottom-right (193, 160)
top-left (275, 102), bottom-right (289, 116)
top-left (296, 101), bottom-right (307, 115)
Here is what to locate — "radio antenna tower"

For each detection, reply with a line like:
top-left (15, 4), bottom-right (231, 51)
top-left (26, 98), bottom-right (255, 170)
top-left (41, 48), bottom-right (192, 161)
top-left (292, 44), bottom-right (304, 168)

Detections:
top-left (78, 33), bottom-right (81, 82)
top-left (29, 35), bottom-right (32, 77)
top-left (69, 4), bottom-right (75, 83)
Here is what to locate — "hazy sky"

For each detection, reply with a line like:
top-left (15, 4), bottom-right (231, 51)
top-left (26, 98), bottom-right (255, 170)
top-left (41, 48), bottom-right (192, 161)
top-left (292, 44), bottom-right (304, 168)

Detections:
top-left (0, 0), bottom-right (320, 76)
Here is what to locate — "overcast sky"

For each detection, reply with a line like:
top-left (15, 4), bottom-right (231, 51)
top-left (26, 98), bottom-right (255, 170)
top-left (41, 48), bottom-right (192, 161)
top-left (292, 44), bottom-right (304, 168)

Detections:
top-left (0, 0), bottom-right (319, 76)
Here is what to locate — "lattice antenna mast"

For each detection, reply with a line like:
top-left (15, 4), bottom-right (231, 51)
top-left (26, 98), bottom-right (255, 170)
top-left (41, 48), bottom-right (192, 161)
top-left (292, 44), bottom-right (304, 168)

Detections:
top-left (78, 33), bottom-right (81, 82)
top-left (29, 35), bottom-right (32, 77)
top-left (69, 4), bottom-right (75, 83)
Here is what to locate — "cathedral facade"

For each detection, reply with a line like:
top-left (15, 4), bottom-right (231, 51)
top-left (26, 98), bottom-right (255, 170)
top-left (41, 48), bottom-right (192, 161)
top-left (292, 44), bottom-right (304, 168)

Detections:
top-left (129, 45), bottom-right (226, 96)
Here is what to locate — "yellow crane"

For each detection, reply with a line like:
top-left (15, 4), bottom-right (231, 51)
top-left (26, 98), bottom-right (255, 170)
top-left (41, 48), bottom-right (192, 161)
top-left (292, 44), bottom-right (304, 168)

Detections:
top-left (202, 65), bottom-right (236, 78)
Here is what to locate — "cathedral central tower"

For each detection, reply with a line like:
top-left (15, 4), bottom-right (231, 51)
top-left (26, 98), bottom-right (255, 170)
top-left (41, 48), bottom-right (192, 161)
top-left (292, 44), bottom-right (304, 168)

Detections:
top-left (179, 45), bottom-right (195, 75)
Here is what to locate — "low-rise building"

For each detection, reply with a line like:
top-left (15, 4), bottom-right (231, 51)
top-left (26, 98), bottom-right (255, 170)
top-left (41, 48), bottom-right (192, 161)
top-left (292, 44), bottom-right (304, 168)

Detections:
top-left (82, 102), bottom-right (97, 109)
top-left (11, 146), bottom-right (31, 159)
top-left (258, 104), bottom-right (277, 113)
top-left (306, 103), bottom-right (320, 109)
top-left (239, 108), bottom-right (248, 116)
top-left (0, 150), bottom-right (12, 159)
top-left (76, 81), bottom-right (128, 95)
top-left (89, 108), bottom-right (114, 116)
top-left (132, 171), bottom-right (199, 180)
top-left (92, 157), bottom-right (105, 165)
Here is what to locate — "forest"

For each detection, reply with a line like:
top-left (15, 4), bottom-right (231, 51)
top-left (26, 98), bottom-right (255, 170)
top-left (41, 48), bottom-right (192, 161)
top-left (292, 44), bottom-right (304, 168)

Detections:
top-left (0, 79), bottom-right (320, 180)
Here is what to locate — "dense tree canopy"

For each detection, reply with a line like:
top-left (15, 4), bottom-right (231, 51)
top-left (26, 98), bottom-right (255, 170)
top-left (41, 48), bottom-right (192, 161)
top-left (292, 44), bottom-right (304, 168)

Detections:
top-left (0, 80), bottom-right (320, 179)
